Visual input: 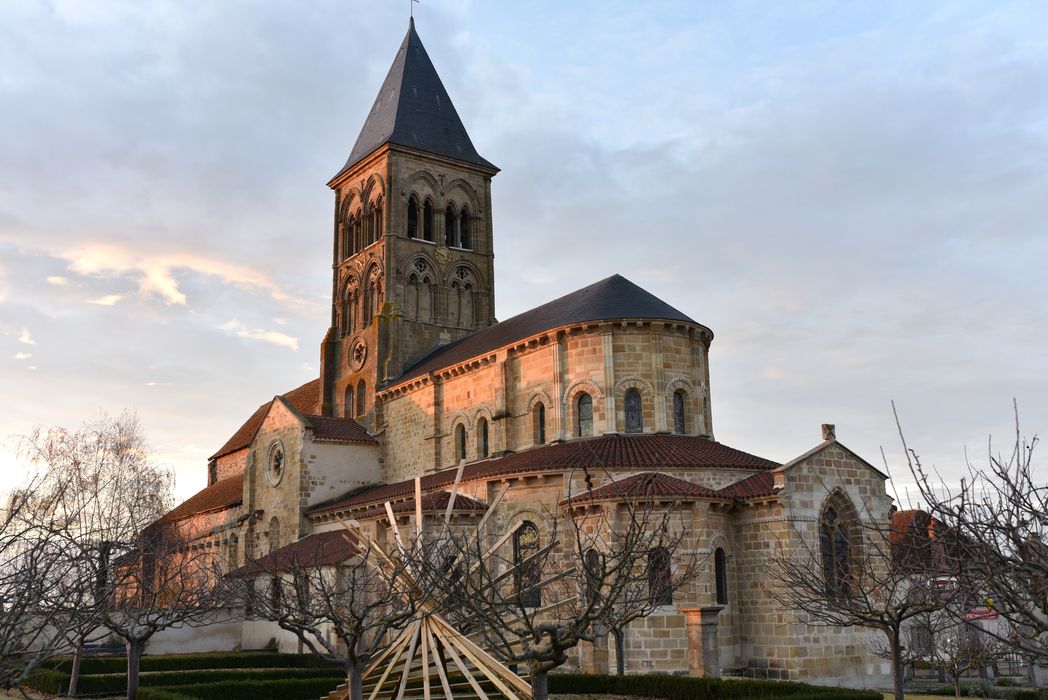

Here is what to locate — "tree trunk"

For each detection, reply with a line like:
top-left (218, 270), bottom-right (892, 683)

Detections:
top-left (127, 639), bottom-right (143, 700)
top-left (953, 676), bottom-right (961, 698)
top-left (68, 643), bottom-right (83, 696)
top-left (530, 668), bottom-right (549, 700)
top-left (889, 630), bottom-right (905, 700)
top-left (613, 628), bottom-right (625, 676)
top-left (346, 660), bottom-right (363, 700)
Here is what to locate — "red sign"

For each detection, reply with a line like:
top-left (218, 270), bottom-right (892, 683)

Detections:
top-left (965, 608), bottom-right (999, 621)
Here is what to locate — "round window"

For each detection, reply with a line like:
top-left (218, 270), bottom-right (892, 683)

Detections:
top-left (266, 441), bottom-right (285, 486)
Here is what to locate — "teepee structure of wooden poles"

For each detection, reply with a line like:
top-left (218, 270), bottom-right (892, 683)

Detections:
top-left (327, 468), bottom-right (539, 700)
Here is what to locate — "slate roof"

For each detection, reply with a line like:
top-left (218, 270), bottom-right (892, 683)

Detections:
top-left (228, 530), bottom-right (359, 576)
top-left (309, 433), bottom-right (776, 516)
top-left (334, 18), bottom-right (496, 179)
top-left (387, 275), bottom-right (706, 388)
top-left (210, 379), bottom-right (321, 460)
top-left (157, 474), bottom-right (243, 524)
top-left (563, 472), bottom-right (724, 505)
top-left (305, 415), bottom-right (378, 445)
top-left (717, 471), bottom-right (778, 500)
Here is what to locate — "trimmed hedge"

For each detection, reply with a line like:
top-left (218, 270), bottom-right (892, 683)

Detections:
top-left (137, 690), bottom-right (198, 700)
top-left (22, 670), bottom-right (68, 695)
top-left (73, 667), bottom-right (344, 694)
top-left (153, 678), bottom-right (343, 700)
top-left (548, 674), bottom-right (884, 700)
top-left (48, 651), bottom-right (336, 675)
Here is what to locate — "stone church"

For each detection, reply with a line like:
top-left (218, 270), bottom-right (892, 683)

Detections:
top-left (158, 19), bottom-right (894, 687)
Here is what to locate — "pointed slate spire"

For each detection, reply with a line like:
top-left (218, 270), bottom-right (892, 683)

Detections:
top-left (334, 18), bottom-right (496, 179)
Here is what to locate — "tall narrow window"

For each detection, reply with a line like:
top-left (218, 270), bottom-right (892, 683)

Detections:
top-left (673, 390), bottom-right (686, 434)
top-left (455, 424), bottom-right (467, 461)
top-left (459, 210), bottom-right (471, 249)
top-left (533, 403), bottom-right (546, 445)
top-left (647, 546), bottom-right (672, 605)
top-left (444, 205), bottom-right (456, 247)
top-left (407, 197), bottom-right (419, 238)
top-left (576, 393), bottom-right (593, 437)
top-left (584, 548), bottom-right (603, 606)
top-left (820, 506), bottom-right (851, 598)
top-left (355, 379), bottom-right (366, 417)
top-left (514, 521), bottom-right (541, 607)
top-left (374, 197), bottom-right (383, 242)
top-left (714, 547), bottom-right (728, 605)
top-left (343, 385), bottom-right (354, 419)
top-left (477, 417), bottom-right (489, 458)
top-left (423, 201), bottom-right (434, 241)
top-left (625, 389), bottom-right (643, 433)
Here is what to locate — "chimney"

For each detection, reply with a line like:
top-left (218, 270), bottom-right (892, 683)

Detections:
top-left (822, 424), bottom-right (836, 441)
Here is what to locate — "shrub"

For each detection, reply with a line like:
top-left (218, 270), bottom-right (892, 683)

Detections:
top-left (23, 670), bottom-right (68, 695)
top-left (137, 689), bottom-right (198, 700)
top-left (47, 651), bottom-right (335, 675)
top-left (153, 678), bottom-right (343, 700)
top-left (74, 667), bottom-right (344, 694)
top-left (547, 673), bottom-right (883, 700)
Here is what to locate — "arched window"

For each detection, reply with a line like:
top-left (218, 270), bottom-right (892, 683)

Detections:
top-left (268, 516), bottom-right (281, 552)
top-left (343, 385), bottom-right (354, 419)
top-left (355, 379), bottom-right (366, 417)
top-left (407, 197), bottom-right (419, 238)
top-left (373, 196), bottom-right (383, 243)
top-left (714, 547), bottom-right (728, 605)
top-left (353, 212), bottom-right (363, 254)
top-left (208, 461), bottom-right (217, 485)
top-left (423, 200), bottom-right (434, 241)
top-left (820, 506), bottom-right (852, 598)
top-left (673, 390), bottom-right (686, 435)
top-left (533, 403), bottom-right (546, 445)
top-left (514, 521), bottom-right (541, 607)
top-left (647, 546), bottom-right (672, 605)
top-left (455, 424), bottom-right (466, 461)
top-left (584, 548), bottom-right (603, 606)
top-left (444, 205), bottom-right (456, 247)
top-left (459, 209), bottom-right (471, 249)
top-left (477, 417), bottom-right (489, 458)
top-left (625, 389), bottom-right (643, 434)
top-left (576, 393), bottom-right (593, 437)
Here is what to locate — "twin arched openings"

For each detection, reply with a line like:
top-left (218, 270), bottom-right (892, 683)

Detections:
top-left (624, 387), bottom-right (690, 435)
top-left (407, 196), bottom-right (473, 250)
top-left (338, 268), bottom-right (383, 337)
top-left (342, 379), bottom-right (367, 419)
top-left (453, 416), bottom-right (491, 463)
top-left (341, 196), bottom-right (384, 260)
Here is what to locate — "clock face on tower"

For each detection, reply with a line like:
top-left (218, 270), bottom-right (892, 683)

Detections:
top-left (351, 337), bottom-right (368, 371)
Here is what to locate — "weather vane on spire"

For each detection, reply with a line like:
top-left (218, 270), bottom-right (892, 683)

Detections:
top-left (410, 0), bottom-right (419, 20)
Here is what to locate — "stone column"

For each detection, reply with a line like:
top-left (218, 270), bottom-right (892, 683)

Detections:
top-left (681, 606), bottom-right (723, 678)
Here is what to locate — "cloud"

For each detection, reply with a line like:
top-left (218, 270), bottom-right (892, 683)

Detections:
top-left (46, 276), bottom-right (69, 286)
top-left (222, 320), bottom-right (299, 351)
top-left (87, 294), bottom-right (123, 306)
top-left (14, 352), bottom-right (31, 360)
top-left (17, 328), bottom-right (34, 345)
top-left (63, 244), bottom-right (316, 309)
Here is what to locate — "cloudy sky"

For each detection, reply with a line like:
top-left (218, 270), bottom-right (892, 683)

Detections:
top-left (1, 0), bottom-right (1045, 504)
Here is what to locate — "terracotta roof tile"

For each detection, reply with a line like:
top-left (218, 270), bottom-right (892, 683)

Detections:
top-left (386, 275), bottom-right (707, 389)
top-left (157, 474), bottom-right (243, 524)
top-left (210, 379), bottom-right (321, 460)
top-left (229, 530), bottom-right (358, 576)
top-left (305, 415), bottom-right (377, 445)
top-left (717, 471), bottom-right (778, 500)
top-left (353, 490), bottom-right (488, 520)
top-left (310, 433), bottom-right (777, 516)
top-left (562, 472), bottom-right (723, 505)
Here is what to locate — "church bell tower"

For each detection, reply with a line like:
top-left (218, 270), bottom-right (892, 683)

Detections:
top-left (320, 18), bottom-right (499, 424)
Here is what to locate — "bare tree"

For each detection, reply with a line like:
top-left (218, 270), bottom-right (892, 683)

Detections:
top-left (0, 475), bottom-right (89, 690)
top-left (419, 473), bottom-right (701, 700)
top-left (16, 412), bottom-right (175, 695)
top-left (233, 528), bottom-right (419, 700)
top-left (102, 522), bottom-right (226, 700)
top-left (767, 505), bottom-right (956, 700)
top-left (926, 616), bottom-right (1009, 697)
top-left (898, 401), bottom-right (1047, 663)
